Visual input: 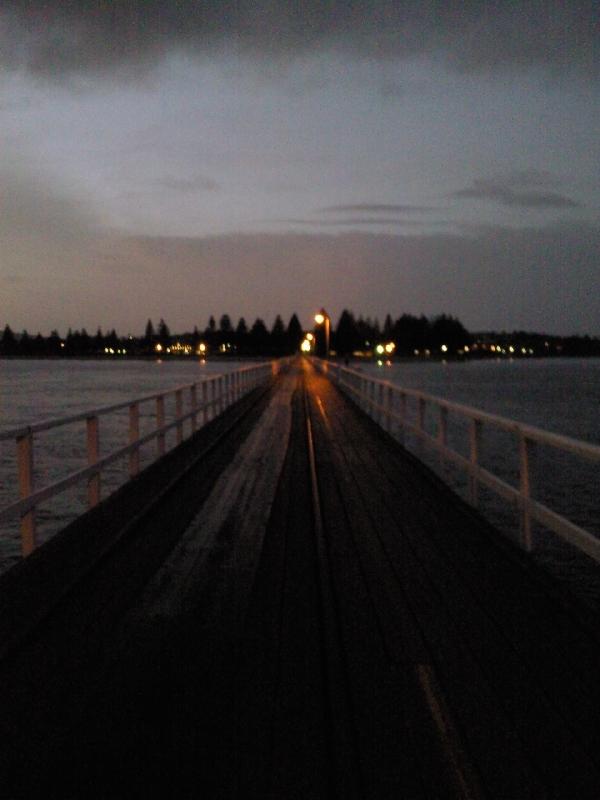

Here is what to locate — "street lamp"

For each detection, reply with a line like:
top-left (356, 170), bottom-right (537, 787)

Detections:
top-left (314, 309), bottom-right (330, 359)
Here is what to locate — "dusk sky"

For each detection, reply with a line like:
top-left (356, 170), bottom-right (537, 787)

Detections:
top-left (1, 2), bottom-right (599, 335)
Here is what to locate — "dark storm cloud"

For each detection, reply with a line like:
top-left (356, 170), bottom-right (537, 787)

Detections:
top-left (279, 217), bottom-right (446, 228)
top-left (453, 173), bottom-right (581, 209)
top-left (321, 204), bottom-right (435, 214)
top-left (319, 218), bottom-right (439, 226)
top-left (2, 1), bottom-right (598, 79)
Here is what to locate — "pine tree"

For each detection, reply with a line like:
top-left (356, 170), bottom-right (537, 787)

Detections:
top-left (286, 314), bottom-right (303, 352)
top-left (1, 324), bottom-right (17, 355)
top-left (219, 314), bottom-right (232, 333)
top-left (144, 319), bottom-right (155, 345)
top-left (158, 318), bottom-right (171, 347)
top-left (334, 310), bottom-right (359, 356)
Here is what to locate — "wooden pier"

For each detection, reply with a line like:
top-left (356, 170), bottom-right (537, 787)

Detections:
top-left (1, 358), bottom-right (600, 798)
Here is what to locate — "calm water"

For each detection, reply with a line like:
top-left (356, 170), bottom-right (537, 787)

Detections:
top-left (1, 358), bottom-right (599, 596)
top-left (362, 357), bottom-right (600, 444)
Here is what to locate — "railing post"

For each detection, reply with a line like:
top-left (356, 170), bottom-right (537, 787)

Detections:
top-left (385, 385), bottom-right (393, 433)
top-left (519, 433), bottom-right (535, 551)
top-left (210, 378), bottom-right (217, 419)
top-left (190, 385), bottom-right (198, 433)
top-left (469, 419), bottom-right (482, 507)
top-left (417, 397), bottom-right (426, 437)
top-left (17, 431), bottom-right (36, 556)
top-left (129, 402), bottom-right (140, 477)
top-left (156, 395), bottom-right (166, 456)
top-left (399, 393), bottom-right (406, 444)
top-left (202, 381), bottom-right (209, 425)
top-left (214, 377), bottom-right (219, 415)
top-left (86, 415), bottom-right (101, 508)
top-left (175, 389), bottom-right (184, 445)
top-left (378, 383), bottom-right (384, 426)
top-left (438, 406), bottom-right (448, 468)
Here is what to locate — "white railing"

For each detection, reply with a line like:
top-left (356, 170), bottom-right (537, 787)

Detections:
top-left (0, 361), bottom-right (278, 556)
top-left (314, 359), bottom-right (600, 564)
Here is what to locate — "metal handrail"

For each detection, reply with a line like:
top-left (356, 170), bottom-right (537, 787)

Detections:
top-left (1, 361), bottom-right (278, 557)
top-left (313, 358), bottom-right (600, 563)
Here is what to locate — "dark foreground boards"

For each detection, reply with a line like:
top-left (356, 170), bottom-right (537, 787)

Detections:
top-left (1, 359), bottom-right (600, 798)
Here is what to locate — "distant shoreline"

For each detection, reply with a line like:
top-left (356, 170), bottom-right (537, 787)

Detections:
top-left (2, 353), bottom-right (599, 363)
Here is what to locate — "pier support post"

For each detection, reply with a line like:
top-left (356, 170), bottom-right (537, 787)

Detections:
top-left (17, 431), bottom-right (36, 556)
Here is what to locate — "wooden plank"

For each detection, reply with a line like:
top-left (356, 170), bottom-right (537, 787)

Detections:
top-left (307, 377), bottom-right (533, 798)
top-left (306, 365), bottom-right (600, 796)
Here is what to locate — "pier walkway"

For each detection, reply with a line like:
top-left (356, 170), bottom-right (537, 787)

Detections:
top-left (1, 359), bottom-right (600, 798)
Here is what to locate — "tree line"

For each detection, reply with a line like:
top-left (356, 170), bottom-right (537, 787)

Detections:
top-left (0, 314), bottom-right (305, 358)
top-left (1, 311), bottom-right (599, 358)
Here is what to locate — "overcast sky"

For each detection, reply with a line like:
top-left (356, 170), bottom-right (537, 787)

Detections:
top-left (1, 1), bottom-right (599, 335)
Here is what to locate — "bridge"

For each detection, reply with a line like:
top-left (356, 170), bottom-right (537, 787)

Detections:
top-left (1, 358), bottom-right (600, 797)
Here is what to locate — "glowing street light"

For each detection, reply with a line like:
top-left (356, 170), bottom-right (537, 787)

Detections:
top-left (314, 308), bottom-right (330, 358)
top-left (301, 339), bottom-right (311, 353)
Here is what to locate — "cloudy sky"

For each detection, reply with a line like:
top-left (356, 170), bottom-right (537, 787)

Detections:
top-left (1, 1), bottom-right (599, 335)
